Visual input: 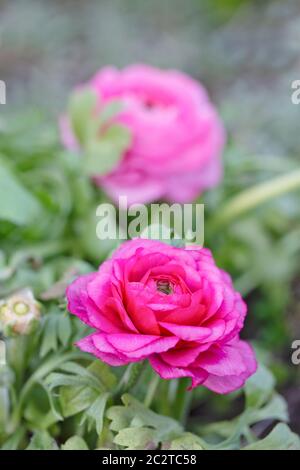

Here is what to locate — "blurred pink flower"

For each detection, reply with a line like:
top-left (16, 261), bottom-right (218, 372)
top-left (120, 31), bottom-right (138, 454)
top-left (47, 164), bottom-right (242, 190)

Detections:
top-left (61, 65), bottom-right (225, 204)
top-left (66, 239), bottom-right (256, 393)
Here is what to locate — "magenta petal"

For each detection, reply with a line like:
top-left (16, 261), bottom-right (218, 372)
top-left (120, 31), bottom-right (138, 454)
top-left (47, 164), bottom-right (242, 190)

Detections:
top-left (159, 321), bottom-right (213, 341)
top-left (105, 297), bottom-right (139, 333)
top-left (200, 319), bottom-right (226, 342)
top-left (202, 374), bottom-right (246, 394)
top-left (86, 273), bottom-right (112, 308)
top-left (107, 334), bottom-right (161, 351)
top-left (149, 354), bottom-right (192, 380)
top-left (76, 335), bottom-right (98, 355)
top-left (76, 335), bottom-right (129, 366)
top-left (201, 340), bottom-right (257, 394)
top-left (66, 272), bottom-right (124, 333)
top-left (93, 351), bottom-right (132, 366)
top-left (189, 369), bottom-right (210, 389)
top-left (66, 273), bottom-right (97, 327)
top-left (196, 344), bottom-right (246, 377)
top-left (160, 344), bottom-right (210, 367)
top-left (91, 333), bottom-right (120, 354)
top-left (235, 339), bottom-right (257, 376)
top-left (77, 334), bottom-right (131, 366)
top-left (107, 334), bottom-right (178, 358)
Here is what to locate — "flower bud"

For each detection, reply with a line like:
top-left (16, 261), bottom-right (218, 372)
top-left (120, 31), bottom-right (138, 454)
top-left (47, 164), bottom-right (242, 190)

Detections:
top-left (0, 289), bottom-right (41, 336)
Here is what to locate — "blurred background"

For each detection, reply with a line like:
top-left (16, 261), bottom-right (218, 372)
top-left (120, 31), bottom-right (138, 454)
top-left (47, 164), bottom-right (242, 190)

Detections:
top-left (1, 0), bottom-right (300, 154)
top-left (1, 0), bottom-right (300, 433)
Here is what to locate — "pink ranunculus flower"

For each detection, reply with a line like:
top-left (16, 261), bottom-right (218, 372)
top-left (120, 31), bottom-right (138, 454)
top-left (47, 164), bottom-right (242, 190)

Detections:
top-left (66, 239), bottom-right (256, 393)
top-left (61, 65), bottom-right (225, 205)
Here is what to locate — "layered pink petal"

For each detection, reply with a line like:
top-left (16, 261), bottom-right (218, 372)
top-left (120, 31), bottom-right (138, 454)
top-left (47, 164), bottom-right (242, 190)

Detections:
top-left (66, 239), bottom-right (256, 395)
top-left (61, 65), bottom-right (225, 205)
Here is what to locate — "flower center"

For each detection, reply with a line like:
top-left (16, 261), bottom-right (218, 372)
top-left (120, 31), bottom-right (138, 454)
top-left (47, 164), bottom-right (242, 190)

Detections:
top-left (13, 302), bottom-right (30, 316)
top-left (144, 99), bottom-right (156, 109)
top-left (156, 280), bottom-right (173, 295)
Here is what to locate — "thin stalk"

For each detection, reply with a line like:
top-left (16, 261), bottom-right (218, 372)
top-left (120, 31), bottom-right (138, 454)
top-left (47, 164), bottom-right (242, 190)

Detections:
top-left (144, 373), bottom-right (160, 408)
top-left (172, 378), bottom-right (192, 425)
top-left (113, 361), bottom-right (146, 400)
top-left (212, 169), bottom-right (300, 229)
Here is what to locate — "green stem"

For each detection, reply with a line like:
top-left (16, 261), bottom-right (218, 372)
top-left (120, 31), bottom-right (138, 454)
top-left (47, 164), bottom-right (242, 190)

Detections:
top-left (243, 425), bottom-right (257, 445)
top-left (7, 337), bottom-right (29, 391)
top-left (159, 380), bottom-right (171, 416)
top-left (212, 169), bottom-right (300, 229)
top-left (10, 351), bottom-right (86, 429)
top-left (113, 361), bottom-right (146, 399)
top-left (144, 373), bottom-right (160, 408)
top-left (172, 378), bottom-right (192, 425)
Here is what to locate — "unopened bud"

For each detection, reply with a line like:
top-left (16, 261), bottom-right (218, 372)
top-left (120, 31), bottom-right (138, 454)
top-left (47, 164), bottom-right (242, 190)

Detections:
top-left (0, 289), bottom-right (41, 336)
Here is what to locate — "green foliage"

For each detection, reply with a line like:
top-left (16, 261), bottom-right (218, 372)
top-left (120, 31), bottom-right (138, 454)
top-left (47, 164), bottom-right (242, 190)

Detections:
top-left (0, 164), bottom-right (42, 226)
top-left (26, 430), bottom-right (59, 450)
top-left (39, 309), bottom-right (72, 358)
top-left (68, 88), bottom-right (131, 176)
top-left (243, 424), bottom-right (300, 451)
top-left (107, 394), bottom-right (183, 450)
top-left (69, 89), bottom-right (98, 146)
top-left (26, 431), bottom-right (89, 450)
top-left (85, 125), bottom-right (131, 176)
top-left (1, 98), bottom-right (300, 450)
top-left (194, 364), bottom-right (296, 450)
top-left (61, 436), bottom-right (89, 450)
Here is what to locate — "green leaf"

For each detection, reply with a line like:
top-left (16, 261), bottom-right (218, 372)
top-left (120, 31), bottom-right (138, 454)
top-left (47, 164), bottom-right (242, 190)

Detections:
top-left (249, 394), bottom-right (288, 424)
top-left (197, 363), bottom-right (290, 450)
top-left (61, 436), bottom-right (89, 450)
top-left (87, 360), bottom-right (117, 391)
top-left (59, 385), bottom-right (98, 418)
top-left (96, 100), bottom-right (123, 125)
top-left (45, 371), bottom-right (99, 390)
top-left (84, 124), bottom-right (130, 176)
top-left (69, 89), bottom-right (97, 145)
top-left (37, 380), bottom-right (63, 422)
top-left (0, 164), bottom-right (42, 225)
top-left (107, 394), bottom-right (183, 450)
top-left (26, 431), bottom-right (59, 450)
top-left (1, 427), bottom-right (26, 450)
top-left (86, 392), bottom-right (110, 435)
top-left (24, 399), bottom-right (61, 429)
top-left (245, 364), bottom-right (275, 408)
top-left (0, 386), bottom-right (9, 426)
top-left (163, 433), bottom-right (205, 450)
top-left (78, 205), bottom-right (118, 262)
top-left (114, 427), bottom-right (156, 450)
top-left (57, 314), bottom-right (72, 347)
top-left (58, 360), bottom-right (116, 418)
top-left (212, 168), bottom-right (300, 228)
top-left (18, 351), bottom-right (88, 410)
top-left (58, 361), bottom-right (108, 389)
top-left (243, 424), bottom-right (300, 450)
top-left (40, 315), bottom-right (58, 358)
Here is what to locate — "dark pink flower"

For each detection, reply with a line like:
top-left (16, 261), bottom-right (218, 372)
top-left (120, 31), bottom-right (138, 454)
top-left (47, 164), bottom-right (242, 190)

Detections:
top-left (66, 239), bottom-right (256, 393)
top-left (61, 65), bottom-right (225, 204)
